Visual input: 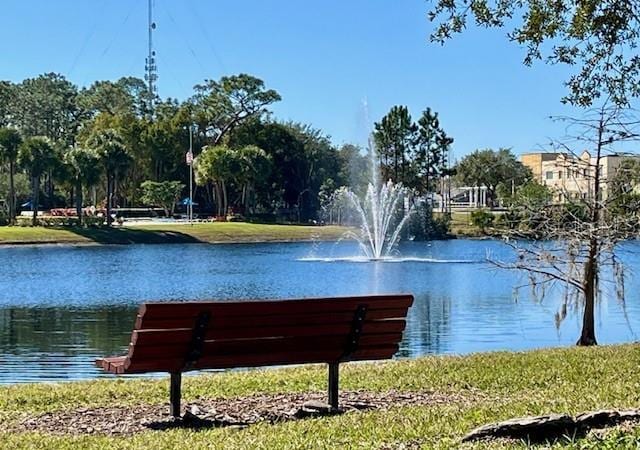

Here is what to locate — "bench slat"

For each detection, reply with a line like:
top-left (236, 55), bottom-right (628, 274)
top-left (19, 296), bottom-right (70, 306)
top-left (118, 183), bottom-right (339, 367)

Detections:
top-left (131, 319), bottom-right (406, 347)
top-left (136, 308), bottom-right (409, 331)
top-left (127, 333), bottom-right (404, 361)
top-left (136, 295), bottom-right (413, 326)
top-left (122, 345), bottom-right (399, 373)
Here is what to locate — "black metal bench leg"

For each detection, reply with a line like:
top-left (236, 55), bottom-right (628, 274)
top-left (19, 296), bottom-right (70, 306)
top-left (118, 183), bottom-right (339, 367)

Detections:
top-left (328, 363), bottom-right (339, 410)
top-left (170, 372), bottom-right (182, 418)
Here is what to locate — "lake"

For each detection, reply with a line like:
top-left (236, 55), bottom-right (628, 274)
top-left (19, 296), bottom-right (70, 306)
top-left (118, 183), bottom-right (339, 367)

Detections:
top-left (0, 239), bottom-right (638, 383)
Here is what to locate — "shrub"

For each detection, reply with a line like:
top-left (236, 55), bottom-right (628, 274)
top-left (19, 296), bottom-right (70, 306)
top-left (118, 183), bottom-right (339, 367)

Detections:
top-left (15, 216), bottom-right (105, 227)
top-left (470, 209), bottom-right (495, 233)
top-left (407, 202), bottom-right (451, 240)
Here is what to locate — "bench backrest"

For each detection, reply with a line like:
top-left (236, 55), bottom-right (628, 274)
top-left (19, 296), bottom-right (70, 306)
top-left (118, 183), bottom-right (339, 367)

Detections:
top-left (120, 294), bottom-right (413, 373)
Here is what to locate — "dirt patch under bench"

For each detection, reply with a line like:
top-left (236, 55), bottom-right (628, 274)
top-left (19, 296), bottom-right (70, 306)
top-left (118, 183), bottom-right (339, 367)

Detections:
top-left (12, 389), bottom-right (475, 436)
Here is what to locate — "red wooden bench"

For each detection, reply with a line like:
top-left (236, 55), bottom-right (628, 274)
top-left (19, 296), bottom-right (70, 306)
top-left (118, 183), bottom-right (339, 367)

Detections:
top-left (96, 294), bottom-right (414, 417)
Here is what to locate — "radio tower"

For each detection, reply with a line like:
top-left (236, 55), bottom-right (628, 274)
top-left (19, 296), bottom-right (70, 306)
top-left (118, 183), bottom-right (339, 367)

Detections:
top-left (145, 0), bottom-right (158, 116)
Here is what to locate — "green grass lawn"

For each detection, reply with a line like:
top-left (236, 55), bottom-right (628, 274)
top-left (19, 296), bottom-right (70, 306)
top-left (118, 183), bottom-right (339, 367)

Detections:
top-left (434, 211), bottom-right (484, 237)
top-left (2, 345), bottom-right (639, 449)
top-left (0, 222), bottom-right (349, 245)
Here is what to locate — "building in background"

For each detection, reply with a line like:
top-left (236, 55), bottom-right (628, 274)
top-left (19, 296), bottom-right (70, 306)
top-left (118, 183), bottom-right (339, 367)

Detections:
top-left (521, 151), bottom-right (635, 203)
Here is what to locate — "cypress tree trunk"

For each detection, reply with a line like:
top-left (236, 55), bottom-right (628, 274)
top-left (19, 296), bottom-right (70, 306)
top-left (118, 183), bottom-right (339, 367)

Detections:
top-left (577, 238), bottom-right (598, 345)
top-left (576, 115), bottom-right (604, 346)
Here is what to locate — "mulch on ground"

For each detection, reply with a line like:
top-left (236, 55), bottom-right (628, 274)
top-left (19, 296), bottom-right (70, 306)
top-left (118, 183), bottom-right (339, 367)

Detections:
top-left (12, 390), bottom-right (473, 436)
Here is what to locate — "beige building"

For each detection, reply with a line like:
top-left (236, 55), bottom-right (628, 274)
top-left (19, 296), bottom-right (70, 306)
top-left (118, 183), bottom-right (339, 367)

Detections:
top-left (521, 151), bottom-right (633, 203)
top-left (521, 153), bottom-right (562, 181)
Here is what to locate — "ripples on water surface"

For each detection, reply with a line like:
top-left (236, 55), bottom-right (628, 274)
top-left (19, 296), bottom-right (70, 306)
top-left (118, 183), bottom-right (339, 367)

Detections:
top-left (0, 239), bottom-right (638, 383)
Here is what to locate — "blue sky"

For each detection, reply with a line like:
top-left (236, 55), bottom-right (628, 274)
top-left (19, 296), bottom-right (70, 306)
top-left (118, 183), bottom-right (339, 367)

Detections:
top-left (1, 0), bottom-right (580, 160)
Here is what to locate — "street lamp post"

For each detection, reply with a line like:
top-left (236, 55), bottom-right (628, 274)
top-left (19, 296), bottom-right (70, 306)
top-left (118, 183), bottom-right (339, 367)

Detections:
top-left (186, 125), bottom-right (195, 224)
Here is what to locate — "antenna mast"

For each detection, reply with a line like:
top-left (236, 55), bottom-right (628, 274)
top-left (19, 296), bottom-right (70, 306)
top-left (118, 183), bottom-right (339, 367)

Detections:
top-left (145, 0), bottom-right (158, 116)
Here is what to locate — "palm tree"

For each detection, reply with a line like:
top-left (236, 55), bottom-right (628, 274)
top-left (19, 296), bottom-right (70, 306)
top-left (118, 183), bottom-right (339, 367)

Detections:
top-left (0, 128), bottom-right (22, 224)
top-left (236, 145), bottom-right (271, 215)
top-left (88, 129), bottom-right (131, 225)
top-left (64, 147), bottom-right (102, 225)
top-left (18, 137), bottom-right (57, 226)
top-left (194, 145), bottom-right (238, 217)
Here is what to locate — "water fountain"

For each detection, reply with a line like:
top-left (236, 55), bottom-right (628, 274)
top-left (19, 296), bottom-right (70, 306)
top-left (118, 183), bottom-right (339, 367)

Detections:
top-left (342, 179), bottom-right (413, 260)
top-left (301, 102), bottom-right (473, 263)
top-left (311, 125), bottom-right (416, 261)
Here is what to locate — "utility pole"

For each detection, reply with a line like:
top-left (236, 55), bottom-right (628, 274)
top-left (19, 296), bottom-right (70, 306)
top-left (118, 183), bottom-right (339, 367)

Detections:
top-left (145, 0), bottom-right (158, 116)
top-left (187, 126), bottom-right (194, 224)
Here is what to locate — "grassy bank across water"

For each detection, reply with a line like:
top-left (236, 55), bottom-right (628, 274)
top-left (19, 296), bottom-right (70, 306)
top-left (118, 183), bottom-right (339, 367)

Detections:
top-left (1, 345), bottom-right (640, 449)
top-left (0, 218), bottom-right (487, 246)
top-left (0, 222), bottom-right (349, 246)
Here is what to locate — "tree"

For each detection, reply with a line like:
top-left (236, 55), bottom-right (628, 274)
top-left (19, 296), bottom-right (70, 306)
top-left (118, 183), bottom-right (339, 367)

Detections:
top-left (140, 180), bottom-right (185, 217)
top-left (11, 73), bottom-right (81, 145)
top-left (609, 157), bottom-right (640, 215)
top-left (0, 172), bottom-right (29, 214)
top-left (492, 103), bottom-right (640, 346)
top-left (0, 81), bottom-right (15, 127)
top-left (78, 79), bottom-right (138, 117)
top-left (373, 106), bottom-right (417, 184)
top-left (88, 129), bottom-right (132, 226)
top-left (415, 108), bottom-right (454, 195)
top-left (18, 137), bottom-right (57, 225)
top-left (229, 119), bottom-right (306, 214)
top-left (229, 119), bottom-right (344, 221)
top-left (283, 123), bottom-right (343, 221)
top-left (82, 112), bottom-right (146, 206)
top-left (427, 1), bottom-right (640, 106)
top-left (191, 74), bottom-right (281, 145)
top-left (235, 145), bottom-right (272, 215)
top-left (142, 102), bottom-right (188, 183)
top-left (498, 179), bottom-right (552, 210)
top-left (455, 148), bottom-right (532, 206)
top-left (194, 145), bottom-right (239, 217)
top-left (64, 147), bottom-right (101, 225)
top-left (0, 128), bottom-right (22, 223)
top-left (337, 144), bottom-right (370, 197)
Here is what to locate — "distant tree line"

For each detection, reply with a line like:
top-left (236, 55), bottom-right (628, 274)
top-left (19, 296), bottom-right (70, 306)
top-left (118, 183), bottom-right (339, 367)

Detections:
top-left (0, 73), bottom-right (369, 225)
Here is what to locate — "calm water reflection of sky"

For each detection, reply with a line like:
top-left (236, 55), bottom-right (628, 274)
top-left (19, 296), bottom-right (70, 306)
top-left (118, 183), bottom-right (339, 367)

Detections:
top-left (0, 239), bottom-right (638, 383)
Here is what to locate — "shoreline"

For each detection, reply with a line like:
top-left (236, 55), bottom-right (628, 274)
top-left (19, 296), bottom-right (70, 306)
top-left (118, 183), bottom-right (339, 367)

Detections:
top-left (0, 223), bottom-right (351, 247)
top-left (0, 237), bottom-right (341, 248)
top-left (0, 341), bottom-right (633, 386)
top-left (0, 222), bottom-right (484, 247)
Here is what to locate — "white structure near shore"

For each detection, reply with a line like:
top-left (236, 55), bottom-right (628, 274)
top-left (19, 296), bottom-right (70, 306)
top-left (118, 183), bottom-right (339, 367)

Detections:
top-left (433, 186), bottom-right (490, 211)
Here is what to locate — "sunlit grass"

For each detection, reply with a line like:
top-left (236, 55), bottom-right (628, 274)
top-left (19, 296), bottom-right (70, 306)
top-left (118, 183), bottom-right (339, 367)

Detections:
top-left (1, 345), bottom-right (639, 448)
top-left (0, 222), bottom-right (348, 245)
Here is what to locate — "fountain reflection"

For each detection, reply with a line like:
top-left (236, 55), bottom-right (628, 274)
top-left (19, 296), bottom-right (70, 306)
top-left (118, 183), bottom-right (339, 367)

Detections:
top-left (398, 293), bottom-right (452, 357)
